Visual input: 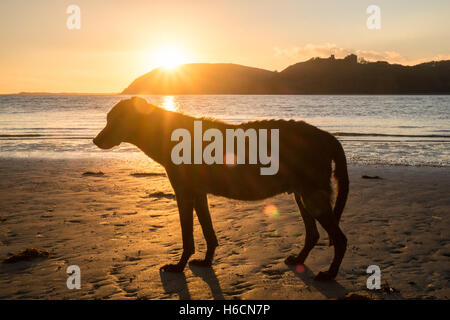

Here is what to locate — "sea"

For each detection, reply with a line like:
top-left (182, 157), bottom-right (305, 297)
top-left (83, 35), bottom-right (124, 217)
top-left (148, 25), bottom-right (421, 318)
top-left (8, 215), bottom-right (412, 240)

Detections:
top-left (0, 94), bottom-right (449, 167)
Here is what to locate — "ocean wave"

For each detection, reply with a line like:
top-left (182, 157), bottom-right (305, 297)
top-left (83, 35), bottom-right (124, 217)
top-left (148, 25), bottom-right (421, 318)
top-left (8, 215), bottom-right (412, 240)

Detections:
top-left (0, 134), bottom-right (45, 137)
top-left (0, 134), bottom-right (92, 140)
top-left (3, 127), bottom-right (90, 131)
top-left (2, 131), bottom-right (450, 141)
top-left (333, 132), bottom-right (450, 138)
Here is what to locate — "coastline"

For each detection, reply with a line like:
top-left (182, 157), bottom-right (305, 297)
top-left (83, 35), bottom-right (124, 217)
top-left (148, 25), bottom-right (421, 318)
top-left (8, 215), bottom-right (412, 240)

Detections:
top-left (0, 158), bottom-right (448, 299)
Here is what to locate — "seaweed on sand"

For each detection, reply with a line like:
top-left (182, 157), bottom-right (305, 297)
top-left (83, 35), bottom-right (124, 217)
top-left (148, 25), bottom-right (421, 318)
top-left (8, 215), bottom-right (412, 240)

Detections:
top-left (3, 248), bottom-right (50, 263)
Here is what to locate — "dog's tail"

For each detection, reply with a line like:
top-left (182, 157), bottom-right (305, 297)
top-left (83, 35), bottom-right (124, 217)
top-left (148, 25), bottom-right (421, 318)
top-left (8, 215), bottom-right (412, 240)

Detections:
top-left (331, 137), bottom-right (349, 224)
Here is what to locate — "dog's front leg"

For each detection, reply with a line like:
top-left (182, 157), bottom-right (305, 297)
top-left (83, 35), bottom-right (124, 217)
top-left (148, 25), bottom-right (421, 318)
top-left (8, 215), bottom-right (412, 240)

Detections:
top-left (190, 194), bottom-right (218, 267)
top-left (160, 192), bottom-right (195, 273)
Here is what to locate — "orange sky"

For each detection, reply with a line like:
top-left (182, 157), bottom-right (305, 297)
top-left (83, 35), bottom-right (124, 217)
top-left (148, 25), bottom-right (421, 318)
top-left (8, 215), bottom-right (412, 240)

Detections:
top-left (0, 0), bottom-right (449, 93)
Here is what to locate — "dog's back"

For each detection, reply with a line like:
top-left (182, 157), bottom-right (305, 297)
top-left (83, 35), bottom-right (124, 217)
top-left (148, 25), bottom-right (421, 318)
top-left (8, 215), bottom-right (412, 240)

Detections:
top-left (166, 117), bottom-right (338, 201)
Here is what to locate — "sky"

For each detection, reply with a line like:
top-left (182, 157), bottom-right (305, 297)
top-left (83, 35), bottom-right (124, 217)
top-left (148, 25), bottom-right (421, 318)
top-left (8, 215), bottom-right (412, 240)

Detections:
top-left (0, 0), bottom-right (449, 93)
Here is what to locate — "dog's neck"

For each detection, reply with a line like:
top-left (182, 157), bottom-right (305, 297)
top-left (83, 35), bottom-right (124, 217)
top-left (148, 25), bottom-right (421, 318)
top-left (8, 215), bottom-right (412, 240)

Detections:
top-left (124, 109), bottom-right (181, 167)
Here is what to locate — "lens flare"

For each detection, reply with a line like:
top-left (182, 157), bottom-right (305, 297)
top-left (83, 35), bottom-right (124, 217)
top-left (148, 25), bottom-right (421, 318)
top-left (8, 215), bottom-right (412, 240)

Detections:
top-left (295, 264), bottom-right (305, 273)
top-left (264, 204), bottom-right (280, 217)
top-left (224, 152), bottom-right (237, 167)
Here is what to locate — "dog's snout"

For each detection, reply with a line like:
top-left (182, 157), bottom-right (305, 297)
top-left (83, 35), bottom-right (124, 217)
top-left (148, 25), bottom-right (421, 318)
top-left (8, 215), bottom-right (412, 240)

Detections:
top-left (93, 132), bottom-right (106, 148)
top-left (93, 128), bottom-right (119, 150)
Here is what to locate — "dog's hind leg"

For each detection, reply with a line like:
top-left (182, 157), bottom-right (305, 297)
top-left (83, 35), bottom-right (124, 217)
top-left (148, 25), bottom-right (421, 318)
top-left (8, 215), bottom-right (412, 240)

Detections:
top-left (314, 208), bottom-right (347, 281)
top-left (160, 192), bottom-right (195, 273)
top-left (190, 194), bottom-right (218, 267)
top-left (284, 192), bottom-right (319, 266)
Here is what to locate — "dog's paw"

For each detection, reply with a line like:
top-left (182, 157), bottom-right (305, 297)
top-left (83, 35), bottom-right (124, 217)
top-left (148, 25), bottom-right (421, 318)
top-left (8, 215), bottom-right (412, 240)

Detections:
top-left (284, 255), bottom-right (300, 265)
top-left (159, 263), bottom-right (185, 273)
top-left (314, 271), bottom-right (336, 281)
top-left (189, 259), bottom-right (212, 267)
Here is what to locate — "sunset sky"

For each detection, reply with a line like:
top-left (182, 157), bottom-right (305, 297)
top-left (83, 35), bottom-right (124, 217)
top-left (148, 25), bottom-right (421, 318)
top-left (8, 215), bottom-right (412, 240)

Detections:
top-left (1, 0), bottom-right (449, 93)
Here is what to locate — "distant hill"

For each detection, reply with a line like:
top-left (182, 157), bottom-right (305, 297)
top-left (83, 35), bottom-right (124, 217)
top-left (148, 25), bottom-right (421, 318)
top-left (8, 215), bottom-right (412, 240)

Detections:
top-left (17, 92), bottom-right (118, 95)
top-left (122, 55), bottom-right (450, 94)
top-left (122, 63), bottom-right (278, 94)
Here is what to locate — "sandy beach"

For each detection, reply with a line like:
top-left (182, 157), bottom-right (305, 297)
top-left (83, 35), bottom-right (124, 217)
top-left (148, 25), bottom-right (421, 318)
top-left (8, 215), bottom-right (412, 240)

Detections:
top-left (0, 157), bottom-right (448, 300)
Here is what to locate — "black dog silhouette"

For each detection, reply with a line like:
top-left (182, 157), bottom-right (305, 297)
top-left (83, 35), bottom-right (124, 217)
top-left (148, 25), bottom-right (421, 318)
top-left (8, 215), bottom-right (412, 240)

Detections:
top-left (94, 97), bottom-right (349, 280)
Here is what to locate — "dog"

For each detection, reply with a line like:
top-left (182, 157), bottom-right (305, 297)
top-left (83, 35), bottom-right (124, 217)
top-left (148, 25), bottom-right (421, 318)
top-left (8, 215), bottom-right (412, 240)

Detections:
top-left (93, 97), bottom-right (349, 281)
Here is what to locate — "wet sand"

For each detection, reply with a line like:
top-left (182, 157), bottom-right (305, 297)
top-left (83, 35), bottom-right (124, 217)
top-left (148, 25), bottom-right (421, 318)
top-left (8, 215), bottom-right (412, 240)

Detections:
top-left (0, 158), bottom-right (449, 299)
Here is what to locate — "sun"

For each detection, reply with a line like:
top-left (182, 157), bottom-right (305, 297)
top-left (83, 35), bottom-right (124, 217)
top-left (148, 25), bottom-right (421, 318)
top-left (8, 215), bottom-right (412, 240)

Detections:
top-left (154, 45), bottom-right (186, 70)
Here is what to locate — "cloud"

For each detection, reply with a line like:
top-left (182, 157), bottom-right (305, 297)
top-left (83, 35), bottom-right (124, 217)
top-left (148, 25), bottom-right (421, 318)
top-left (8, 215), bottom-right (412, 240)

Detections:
top-left (274, 43), bottom-right (450, 65)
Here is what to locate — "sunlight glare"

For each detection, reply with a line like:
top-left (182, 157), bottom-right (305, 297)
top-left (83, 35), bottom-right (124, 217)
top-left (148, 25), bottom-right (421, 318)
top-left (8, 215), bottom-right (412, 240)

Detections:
top-left (154, 45), bottom-right (186, 70)
top-left (162, 96), bottom-right (178, 111)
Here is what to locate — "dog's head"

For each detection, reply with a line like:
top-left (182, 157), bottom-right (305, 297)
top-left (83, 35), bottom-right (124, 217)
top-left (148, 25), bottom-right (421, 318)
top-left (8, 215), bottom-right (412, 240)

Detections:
top-left (93, 97), bottom-right (154, 149)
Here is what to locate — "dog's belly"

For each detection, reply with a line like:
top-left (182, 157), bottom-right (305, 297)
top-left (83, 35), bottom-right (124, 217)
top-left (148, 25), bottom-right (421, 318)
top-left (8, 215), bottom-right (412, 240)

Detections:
top-left (210, 187), bottom-right (287, 201)
top-left (198, 165), bottom-right (298, 201)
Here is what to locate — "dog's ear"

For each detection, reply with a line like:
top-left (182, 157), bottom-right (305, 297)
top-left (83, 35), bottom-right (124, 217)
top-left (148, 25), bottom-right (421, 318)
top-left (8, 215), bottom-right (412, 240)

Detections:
top-left (128, 97), bottom-right (156, 114)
